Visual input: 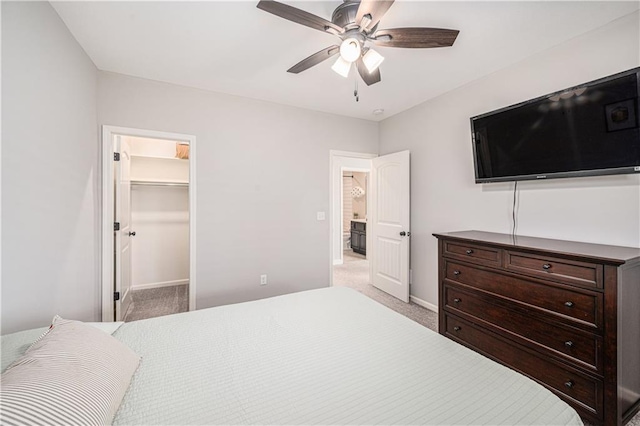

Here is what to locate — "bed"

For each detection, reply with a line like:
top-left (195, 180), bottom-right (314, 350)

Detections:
top-left (2, 287), bottom-right (583, 425)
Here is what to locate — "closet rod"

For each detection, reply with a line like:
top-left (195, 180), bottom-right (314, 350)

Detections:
top-left (131, 181), bottom-right (188, 187)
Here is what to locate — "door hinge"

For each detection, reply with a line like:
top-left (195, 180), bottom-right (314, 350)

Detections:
top-left (114, 152), bottom-right (120, 161)
top-left (113, 292), bottom-right (120, 301)
top-left (114, 222), bottom-right (120, 231)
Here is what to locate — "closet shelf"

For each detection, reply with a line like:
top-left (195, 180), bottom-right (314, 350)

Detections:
top-left (130, 154), bottom-right (187, 161)
top-left (131, 180), bottom-right (188, 187)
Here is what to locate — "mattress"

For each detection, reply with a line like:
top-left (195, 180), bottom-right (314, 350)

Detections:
top-left (2, 288), bottom-right (582, 425)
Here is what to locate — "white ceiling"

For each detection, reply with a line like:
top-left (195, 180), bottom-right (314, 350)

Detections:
top-left (52, 1), bottom-right (639, 121)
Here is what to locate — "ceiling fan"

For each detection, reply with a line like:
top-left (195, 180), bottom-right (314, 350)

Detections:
top-left (257, 0), bottom-right (460, 86)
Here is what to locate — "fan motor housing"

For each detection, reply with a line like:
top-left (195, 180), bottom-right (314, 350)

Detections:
top-left (331, 1), bottom-right (359, 28)
top-left (332, 1), bottom-right (378, 37)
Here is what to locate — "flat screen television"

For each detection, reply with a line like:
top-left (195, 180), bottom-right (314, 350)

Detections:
top-left (471, 68), bottom-right (640, 183)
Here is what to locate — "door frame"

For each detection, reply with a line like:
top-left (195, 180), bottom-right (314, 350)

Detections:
top-left (329, 150), bottom-right (377, 288)
top-left (101, 125), bottom-right (197, 321)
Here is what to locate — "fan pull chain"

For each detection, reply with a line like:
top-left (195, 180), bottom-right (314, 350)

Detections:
top-left (353, 76), bottom-right (359, 102)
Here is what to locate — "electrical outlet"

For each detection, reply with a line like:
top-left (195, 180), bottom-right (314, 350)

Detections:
top-left (260, 274), bottom-right (267, 285)
top-left (317, 211), bottom-right (326, 221)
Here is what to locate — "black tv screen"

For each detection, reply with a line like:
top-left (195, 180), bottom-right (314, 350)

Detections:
top-left (471, 68), bottom-right (640, 183)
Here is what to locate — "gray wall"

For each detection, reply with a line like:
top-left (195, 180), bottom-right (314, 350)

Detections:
top-left (97, 72), bottom-right (379, 311)
top-left (1, 2), bottom-right (378, 333)
top-left (1, 2), bottom-right (99, 333)
top-left (4, 1), bottom-right (637, 333)
top-left (379, 12), bottom-right (640, 307)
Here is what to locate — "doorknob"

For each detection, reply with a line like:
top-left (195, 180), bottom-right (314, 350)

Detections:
top-left (128, 231), bottom-right (136, 237)
top-left (400, 231), bottom-right (406, 236)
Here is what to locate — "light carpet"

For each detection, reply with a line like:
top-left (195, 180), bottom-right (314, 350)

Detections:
top-left (333, 250), bottom-right (439, 331)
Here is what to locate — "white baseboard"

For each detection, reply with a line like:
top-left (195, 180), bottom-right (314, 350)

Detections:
top-left (410, 295), bottom-right (439, 313)
top-left (132, 279), bottom-right (189, 291)
top-left (333, 259), bottom-right (344, 265)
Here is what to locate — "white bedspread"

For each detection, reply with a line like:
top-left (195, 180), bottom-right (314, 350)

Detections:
top-left (108, 287), bottom-right (581, 425)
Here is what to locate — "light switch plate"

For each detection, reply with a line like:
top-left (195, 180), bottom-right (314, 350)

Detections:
top-left (317, 212), bottom-right (326, 221)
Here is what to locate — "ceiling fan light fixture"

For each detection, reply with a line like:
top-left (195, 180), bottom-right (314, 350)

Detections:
top-left (339, 38), bottom-right (362, 63)
top-left (363, 49), bottom-right (384, 73)
top-left (331, 56), bottom-right (352, 78)
top-left (255, 0), bottom-right (460, 87)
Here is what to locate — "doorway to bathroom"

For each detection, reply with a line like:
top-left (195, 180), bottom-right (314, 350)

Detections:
top-left (329, 149), bottom-right (412, 306)
top-left (335, 169), bottom-right (371, 291)
top-left (329, 150), bottom-right (374, 292)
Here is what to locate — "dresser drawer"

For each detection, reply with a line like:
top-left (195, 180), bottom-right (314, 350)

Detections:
top-left (444, 314), bottom-right (603, 419)
top-left (444, 285), bottom-right (602, 372)
top-left (445, 261), bottom-right (602, 329)
top-left (443, 241), bottom-right (502, 267)
top-left (505, 250), bottom-right (603, 289)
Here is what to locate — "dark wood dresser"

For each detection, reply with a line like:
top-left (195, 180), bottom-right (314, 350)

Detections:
top-left (433, 231), bottom-right (640, 426)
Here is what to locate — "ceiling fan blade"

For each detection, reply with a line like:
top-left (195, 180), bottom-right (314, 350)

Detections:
top-left (257, 0), bottom-right (343, 34)
top-left (356, 57), bottom-right (381, 86)
top-left (287, 45), bottom-right (340, 74)
top-left (372, 27), bottom-right (459, 48)
top-left (355, 0), bottom-right (395, 31)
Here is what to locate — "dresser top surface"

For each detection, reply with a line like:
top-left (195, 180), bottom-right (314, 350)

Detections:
top-left (433, 230), bottom-right (640, 265)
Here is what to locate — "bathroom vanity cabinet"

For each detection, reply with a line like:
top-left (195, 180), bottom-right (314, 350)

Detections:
top-left (351, 221), bottom-right (366, 256)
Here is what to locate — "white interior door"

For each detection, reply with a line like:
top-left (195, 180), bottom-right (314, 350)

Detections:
top-left (114, 136), bottom-right (133, 320)
top-left (370, 150), bottom-right (410, 302)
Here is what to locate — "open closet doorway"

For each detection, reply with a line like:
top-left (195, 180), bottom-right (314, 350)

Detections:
top-left (102, 126), bottom-right (196, 322)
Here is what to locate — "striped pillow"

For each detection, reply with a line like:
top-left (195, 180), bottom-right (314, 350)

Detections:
top-left (0, 316), bottom-right (140, 425)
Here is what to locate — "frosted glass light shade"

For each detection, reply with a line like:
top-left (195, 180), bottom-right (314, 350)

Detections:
top-left (339, 38), bottom-right (362, 63)
top-left (331, 56), bottom-right (352, 78)
top-left (363, 49), bottom-right (384, 73)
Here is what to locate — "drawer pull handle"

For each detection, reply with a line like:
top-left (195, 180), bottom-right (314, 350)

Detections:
top-left (564, 380), bottom-right (574, 389)
top-left (542, 263), bottom-right (552, 270)
top-left (453, 298), bottom-right (461, 304)
top-left (453, 270), bottom-right (461, 276)
top-left (564, 301), bottom-right (574, 308)
top-left (466, 249), bottom-right (474, 255)
top-left (564, 341), bottom-right (574, 348)
top-left (453, 326), bottom-right (461, 331)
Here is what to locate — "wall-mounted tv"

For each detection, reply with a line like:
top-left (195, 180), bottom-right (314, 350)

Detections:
top-left (471, 68), bottom-right (640, 183)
